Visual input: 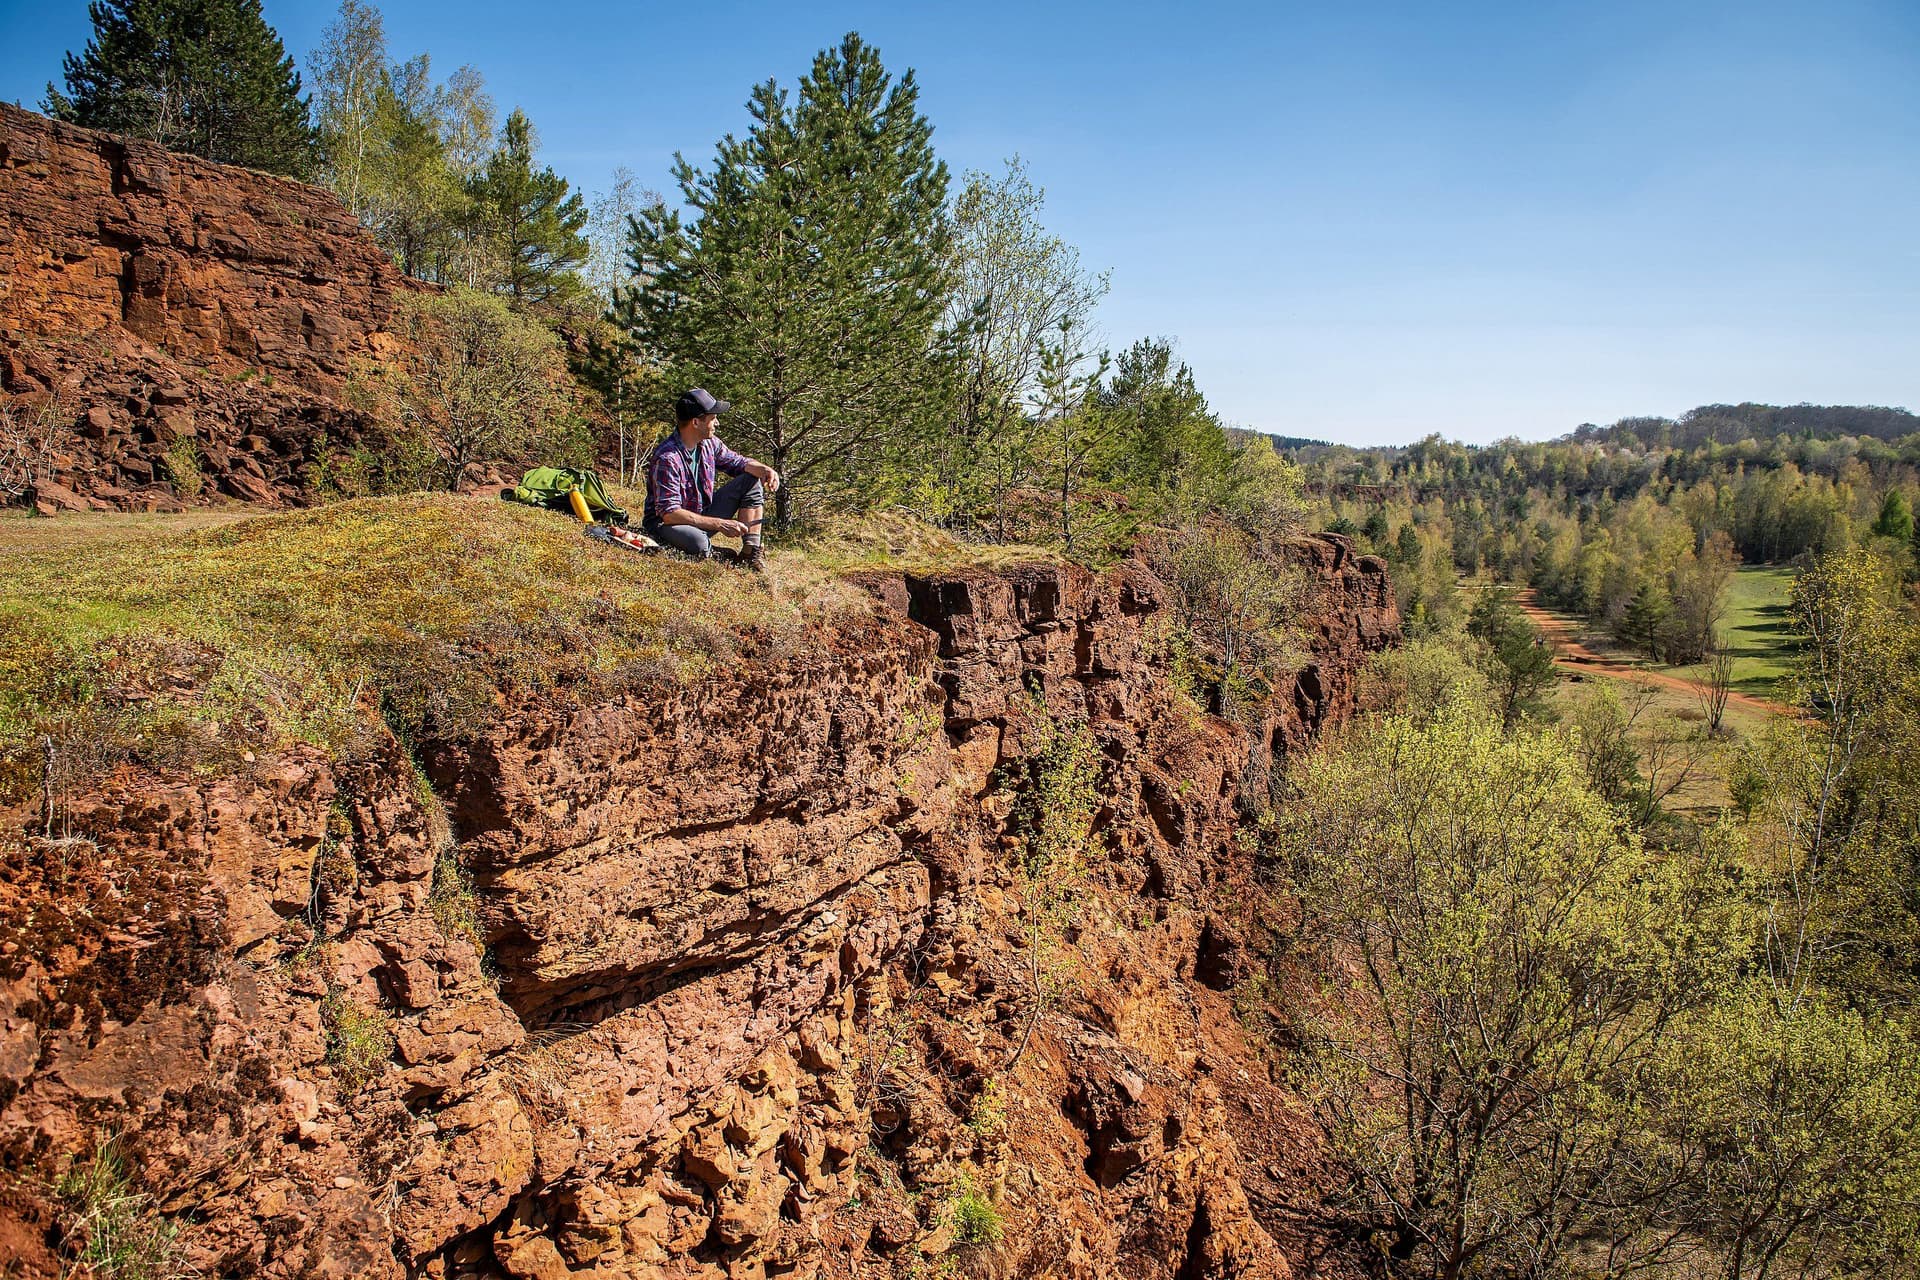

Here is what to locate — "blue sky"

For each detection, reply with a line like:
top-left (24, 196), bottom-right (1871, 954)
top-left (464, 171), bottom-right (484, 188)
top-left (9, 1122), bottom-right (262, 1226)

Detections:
top-left (4, 0), bottom-right (1916, 445)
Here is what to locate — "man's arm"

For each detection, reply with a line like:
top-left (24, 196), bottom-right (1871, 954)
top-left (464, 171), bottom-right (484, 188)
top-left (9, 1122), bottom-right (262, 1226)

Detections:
top-left (660, 507), bottom-right (748, 535)
top-left (652, 448), bottom-right (748, 536)
top-left (715, 438), bottom-right (781, 493)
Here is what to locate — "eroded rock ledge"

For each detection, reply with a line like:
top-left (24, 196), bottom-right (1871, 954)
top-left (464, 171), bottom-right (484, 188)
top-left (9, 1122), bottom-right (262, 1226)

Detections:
top-left (0, 538), bottom-right (1397, 1279)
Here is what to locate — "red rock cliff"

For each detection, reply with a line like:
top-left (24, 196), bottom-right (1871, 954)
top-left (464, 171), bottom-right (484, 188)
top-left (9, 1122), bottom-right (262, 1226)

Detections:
top-left (0, 535), bottom-right (1398, 1279)
top-left (0, 104), bottom-right (406, 511)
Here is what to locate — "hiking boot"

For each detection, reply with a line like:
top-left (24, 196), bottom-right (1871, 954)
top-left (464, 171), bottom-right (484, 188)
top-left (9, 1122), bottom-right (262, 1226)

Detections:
top-left (741, 543), bottom-right (768, 574)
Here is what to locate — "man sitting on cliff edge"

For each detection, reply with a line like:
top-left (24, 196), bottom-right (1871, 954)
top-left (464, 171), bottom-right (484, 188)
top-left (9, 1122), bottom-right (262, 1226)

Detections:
top-left (642, 388), bottom-right (781, 573)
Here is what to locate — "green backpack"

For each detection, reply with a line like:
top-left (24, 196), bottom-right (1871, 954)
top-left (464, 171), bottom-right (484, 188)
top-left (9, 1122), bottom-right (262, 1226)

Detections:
top-left (506, 466), bottom-right (629, 524)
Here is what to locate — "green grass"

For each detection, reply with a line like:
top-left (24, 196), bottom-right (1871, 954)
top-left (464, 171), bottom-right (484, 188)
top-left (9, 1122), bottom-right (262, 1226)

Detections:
top-left (795, 509), bottom-right (1059, 577)
top-left (0, 494), bottom-right (880, 802)
top-left (945, 1174), bottom-right (1005, 1247)
top-left (55, 1141), bottom-right (190, 1279)
top-left (320, 990), bottom-right (394, 1091)
top-left (1666, 566), bottom-right (1797, 697)
top-left (428, 846), bottom-right (483, 954)
top-left (1717, 566), bottom-right (1798, 693)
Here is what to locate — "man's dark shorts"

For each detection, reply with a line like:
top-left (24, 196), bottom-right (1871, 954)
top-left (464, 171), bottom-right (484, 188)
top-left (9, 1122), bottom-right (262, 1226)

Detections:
top-left (642, 473), bottom-right (765, 558)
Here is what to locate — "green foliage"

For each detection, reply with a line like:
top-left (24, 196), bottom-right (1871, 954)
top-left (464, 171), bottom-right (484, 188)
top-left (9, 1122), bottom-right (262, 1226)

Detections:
top-left (1871, 487), bottom-right (1914, 543)
top-left (466, 107), bottom-right (589, 309)
top-left (159, 437), bottom-right (202, 499)
top-left (1303, 550), bottom-right (1920, 1276)
top-left (999, 698), bottom-right (1098, 1067)
top-left (934, 157), bottom-right (1108, 532)
top-left (1287, 409), bottom-right (1916, 671)
top-left (320, 989), bottom-right (393, 1091)
top-left (944, 1173), bottom-right (1005, 1247)
top-left (1746, 546), bottom-right (1920, 1004)
top-left (1006, 700), bottom-right (1099, 886)
top-left (1283, 696), bottom-right (1752, 1278)
top-left (308, 2), bottom-right (500, 286)
top-left (47, 0), bottom-right (317, 177)
top-left (428, 846), bottom-right (482, 954)
top-left (1356, 633), bottom-right (1492, 723)
top-left (1563, 683), bottom-right (1647, 809)
top-left (1392, 520), bottom-right (1421, 564)
top-left (964, 1076), bottom-right (1006, 1143)
top-left (1620, 578), bottom-right (1674, 658)
top-left (616, 33), bottom-right (956, 530)
top-left (55, 1140), bottom-right (189, 1280)
top-left (1381, 518), bottom-right (1464, 638)
top-left (1788, 544), bottom-right (1905, 745)
top-left (1148, 522), bottom-right (1302, 721)
top-left (309, 435), bottom-right (440, 499)
top-left (349, 287), bottom-right (571, 489)
top-left (1466, 585), bottom-right (1556, 726)
top-left (1646, 984), bottom-right (1920, 1279)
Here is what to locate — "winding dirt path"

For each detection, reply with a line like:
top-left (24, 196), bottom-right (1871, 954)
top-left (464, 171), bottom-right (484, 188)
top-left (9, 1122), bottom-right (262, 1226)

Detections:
top-left (1515, 589), bottom-right (1795, 718)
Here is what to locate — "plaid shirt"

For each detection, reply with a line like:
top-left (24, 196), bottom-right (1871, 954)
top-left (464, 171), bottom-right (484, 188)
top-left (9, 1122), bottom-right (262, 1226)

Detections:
top-left (643, 433), bottom-right (754, 523)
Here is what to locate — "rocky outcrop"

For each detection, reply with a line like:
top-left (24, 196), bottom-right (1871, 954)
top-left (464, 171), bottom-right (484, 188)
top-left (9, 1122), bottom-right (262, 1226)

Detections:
top-left (0, 103), bottom-right (407, 511)
top-left (0, 538), bottom-right (1398, 1278)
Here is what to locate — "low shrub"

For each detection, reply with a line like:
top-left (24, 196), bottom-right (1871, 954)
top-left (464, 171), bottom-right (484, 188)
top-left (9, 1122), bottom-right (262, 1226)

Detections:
top-left (946, 1174), bottom-right (1004, 1247)
top-left (320, 990), bottom-right (392, 1091)
top-left (55, 1140), bottom-right (189, 1279)
top-left (159, 438), bottom-right (202, 499)
top-left (428, 847), bottom-right (483, 955)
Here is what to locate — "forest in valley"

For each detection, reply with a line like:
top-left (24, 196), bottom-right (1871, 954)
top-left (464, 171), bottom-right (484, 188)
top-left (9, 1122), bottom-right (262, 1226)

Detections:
top-left (20, 3), bottom-right (1920, 1278)
top-left (1293, 403), bottom-right (1920, 660)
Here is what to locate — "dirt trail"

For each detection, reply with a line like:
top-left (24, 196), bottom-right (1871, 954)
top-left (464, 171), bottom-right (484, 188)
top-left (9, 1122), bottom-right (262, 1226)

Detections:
top-left (1515, 589), bottom-right (1795, 718)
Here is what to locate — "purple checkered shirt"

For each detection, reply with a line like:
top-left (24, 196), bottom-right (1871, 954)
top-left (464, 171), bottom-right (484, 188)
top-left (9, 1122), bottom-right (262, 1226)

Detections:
top-left (643, 433), bottom-right (754, 523)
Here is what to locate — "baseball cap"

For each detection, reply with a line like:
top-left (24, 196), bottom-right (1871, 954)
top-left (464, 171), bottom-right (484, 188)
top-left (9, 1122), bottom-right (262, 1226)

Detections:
top-left (676, 388), bottom-right (731, 419)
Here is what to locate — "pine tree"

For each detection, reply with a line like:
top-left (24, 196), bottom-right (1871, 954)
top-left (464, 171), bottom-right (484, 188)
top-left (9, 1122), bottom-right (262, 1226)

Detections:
top-left (46, 0), bottom-right (316, 178)
top-left (1871, 488), bottom-right (1913, 543)
top-left (468, 109), bottom-right (589, 309)
top-left (1360, 508), bottom-right (1389, 547)
top-left (616, 33), bottom-right (956, 530)
top-left (1395, 522), bottom-right (1423, 565)
top-left (1621, 581), bottom-right (1672, 660)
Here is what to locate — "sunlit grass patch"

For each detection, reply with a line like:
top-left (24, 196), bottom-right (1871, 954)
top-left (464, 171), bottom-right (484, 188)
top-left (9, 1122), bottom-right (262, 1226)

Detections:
top-left (320, 989), bottom-right (394, 1092)
top-left (0, 494), bottom-right (877, 802)
top-left (55, 1140), bottom-right (189, 1280)
top-left (1664, 566), bottom-right (1798, 697)
top-left (798, 510), bottom-right (1059, 577)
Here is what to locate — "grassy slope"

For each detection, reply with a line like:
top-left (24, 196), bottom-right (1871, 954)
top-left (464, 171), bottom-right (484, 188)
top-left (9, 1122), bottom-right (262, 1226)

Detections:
top-left (0, 497), bottom-right (836, 801)
top-left (1716, 565), bottom-right (1797, 693)
top-left (0, 497), bottom-right (1061, 804)
top-left (1659, 566), bottom-right (1797, 696)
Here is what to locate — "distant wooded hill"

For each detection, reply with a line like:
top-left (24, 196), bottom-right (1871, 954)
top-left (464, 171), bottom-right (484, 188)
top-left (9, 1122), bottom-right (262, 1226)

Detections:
top-left (1261, 403), bottom-right (1919, 460)
top-left (1569, 403), bottom-right (1920, 450)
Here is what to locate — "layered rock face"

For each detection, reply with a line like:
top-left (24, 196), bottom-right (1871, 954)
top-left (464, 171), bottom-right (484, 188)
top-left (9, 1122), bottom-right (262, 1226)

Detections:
top-left (0, 104), bottom-right (404, 511)
top-left (0, 539), bottom-right (1398, 1279)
